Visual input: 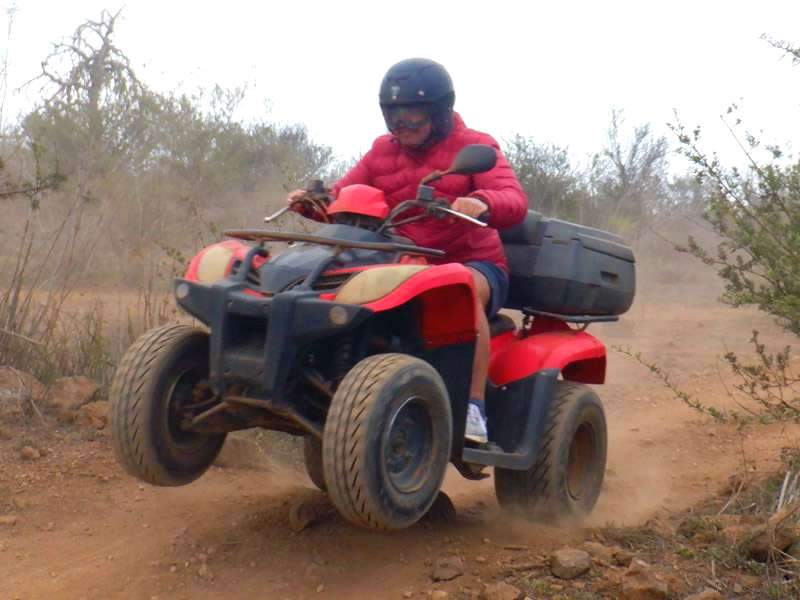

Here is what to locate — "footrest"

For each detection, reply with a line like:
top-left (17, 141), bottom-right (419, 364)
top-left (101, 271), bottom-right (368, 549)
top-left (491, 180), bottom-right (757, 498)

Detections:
top-left (462, 447), bottom-right (532, 470)
top-left (460, 368), bottom-right (559, 472)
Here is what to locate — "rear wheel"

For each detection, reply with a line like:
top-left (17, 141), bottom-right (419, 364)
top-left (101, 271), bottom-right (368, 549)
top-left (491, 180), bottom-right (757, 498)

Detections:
top-left (494, 381), bottom-right (607, 521)
top-left (303, 435), bottom-right (326, 492)
top-left (323, 354), bottom-right (452, 530)
top-left (110, 324), bottom-right (225, 486)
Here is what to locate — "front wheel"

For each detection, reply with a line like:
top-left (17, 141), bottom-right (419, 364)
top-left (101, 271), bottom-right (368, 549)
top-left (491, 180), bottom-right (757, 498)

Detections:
top-left (494, 381), bottom-right (607, 521)
top-left (323, 354), bottom-right (452, 530)
top-left (110, 324), bottom-right (226, 486)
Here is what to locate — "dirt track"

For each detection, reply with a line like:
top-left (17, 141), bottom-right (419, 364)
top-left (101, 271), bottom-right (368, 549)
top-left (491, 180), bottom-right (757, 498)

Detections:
top-left (2, 282), bottom-right (799, 599)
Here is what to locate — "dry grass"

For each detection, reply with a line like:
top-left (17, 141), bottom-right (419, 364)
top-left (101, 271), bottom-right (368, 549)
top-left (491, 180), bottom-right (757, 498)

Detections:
top-left (0, 192), bottom-right (185, 388)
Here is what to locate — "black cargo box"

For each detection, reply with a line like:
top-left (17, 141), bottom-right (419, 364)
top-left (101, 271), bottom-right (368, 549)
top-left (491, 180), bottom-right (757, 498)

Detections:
top-left (500, 211), bottom-right (636, 316)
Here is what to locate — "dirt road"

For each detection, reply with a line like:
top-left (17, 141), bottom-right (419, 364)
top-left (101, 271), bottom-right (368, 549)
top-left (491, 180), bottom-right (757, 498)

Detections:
top-left (2, 283), bottom-right (798, 599)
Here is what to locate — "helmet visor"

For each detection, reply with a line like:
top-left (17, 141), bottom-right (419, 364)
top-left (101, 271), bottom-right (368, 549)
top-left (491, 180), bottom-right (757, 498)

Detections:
top-left (385, 106), bottom-right (431, 131)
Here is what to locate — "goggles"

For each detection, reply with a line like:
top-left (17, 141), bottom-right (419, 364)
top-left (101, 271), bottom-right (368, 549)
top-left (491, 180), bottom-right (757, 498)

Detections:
top-left (386, 106), bottom-right (431, 131)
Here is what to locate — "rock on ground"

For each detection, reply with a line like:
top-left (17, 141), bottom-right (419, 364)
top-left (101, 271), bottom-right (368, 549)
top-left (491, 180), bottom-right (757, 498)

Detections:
top-left (431, 556), bottom-right (464, 582)
top-left (582, 541), bottom-right (616, 563)
top-left (742, 522), bottom-right (799, 562)
top-left (549, 548), bottom-right (592, 579)
top-left (19, 445), bottom-right (41, 461)
top-left (621, 559), bottom-right (669, 600)
top-left (583, 542), bottom-right (634, 566)
top-left (45, 376), bottom-right (100, 420)
top-left (480, 581), bottom-right (523, 600)
top-left (75, 401), bottom-right (110, 429)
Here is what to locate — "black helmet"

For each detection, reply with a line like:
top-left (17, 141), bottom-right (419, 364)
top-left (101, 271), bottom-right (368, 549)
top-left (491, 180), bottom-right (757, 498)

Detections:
top-left (379, 58), bottom-right (455, 140)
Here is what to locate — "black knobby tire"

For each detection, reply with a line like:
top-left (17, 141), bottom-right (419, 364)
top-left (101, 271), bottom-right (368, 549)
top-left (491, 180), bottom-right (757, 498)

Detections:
top-left (110, 324), bottom-right (226, 486)
top-left (494, 381), bottom-right (607, 521)
top-left (303, 435), bottom-right (326, 492)
top-left (323, 354), bottom-right (452, 530)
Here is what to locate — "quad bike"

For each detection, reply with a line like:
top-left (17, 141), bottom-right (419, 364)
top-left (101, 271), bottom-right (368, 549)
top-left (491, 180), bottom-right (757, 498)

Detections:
top-left (110, 145), bottom-right (636, 530)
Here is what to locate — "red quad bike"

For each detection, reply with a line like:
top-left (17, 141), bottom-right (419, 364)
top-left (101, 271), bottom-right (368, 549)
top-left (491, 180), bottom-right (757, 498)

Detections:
top-left (110, 145), bottom-right (636, 530)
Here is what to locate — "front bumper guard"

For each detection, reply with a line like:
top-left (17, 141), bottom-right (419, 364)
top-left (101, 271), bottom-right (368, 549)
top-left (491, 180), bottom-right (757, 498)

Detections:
top-left (174, 277), bottom-right (372, 400)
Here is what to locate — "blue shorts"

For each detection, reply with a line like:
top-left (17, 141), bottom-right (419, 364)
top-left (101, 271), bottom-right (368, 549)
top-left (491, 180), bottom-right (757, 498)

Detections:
top-left (465, 261), bottom-right (509, 319)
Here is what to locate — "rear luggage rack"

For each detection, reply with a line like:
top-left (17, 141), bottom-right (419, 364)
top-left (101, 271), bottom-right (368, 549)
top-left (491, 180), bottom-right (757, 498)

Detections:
top-left (521, 308), bottom-right (619, 324)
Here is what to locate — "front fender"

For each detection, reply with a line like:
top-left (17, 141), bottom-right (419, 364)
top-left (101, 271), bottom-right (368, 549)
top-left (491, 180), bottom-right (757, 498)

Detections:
top-left (489, 330), bottom-right (606, 386)
top-left (341, 263), bottom-right (478, 350)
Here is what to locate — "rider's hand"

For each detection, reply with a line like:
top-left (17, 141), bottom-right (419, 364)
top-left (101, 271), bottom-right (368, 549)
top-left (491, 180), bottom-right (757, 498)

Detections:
top-left (452, 196), bottom-right (488, 219)
top-left (286, 189), bottom-right (307, 213)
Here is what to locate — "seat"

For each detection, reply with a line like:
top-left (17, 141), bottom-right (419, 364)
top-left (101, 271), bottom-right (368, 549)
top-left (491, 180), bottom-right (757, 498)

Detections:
top-left (499, 210), bottom-right (544, 245)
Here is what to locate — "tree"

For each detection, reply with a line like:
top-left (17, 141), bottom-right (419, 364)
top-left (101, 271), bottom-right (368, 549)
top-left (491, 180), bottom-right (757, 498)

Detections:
top-left (18, 11), bottom-right (336, 259)
top-left (0, 4), bottom-right (63, 205)
top-left (24, 10), bottom-right (157, 179)
top-left (591, 110), bottom-right (668, 237)
top-left (504, 135), bottom-right (588, 222)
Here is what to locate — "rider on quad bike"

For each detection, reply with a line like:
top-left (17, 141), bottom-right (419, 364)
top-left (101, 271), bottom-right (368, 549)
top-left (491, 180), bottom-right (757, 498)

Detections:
top-left (287, 58), bottom-right (528, 445)
top-left (109, 59), bottom-right (635, 532)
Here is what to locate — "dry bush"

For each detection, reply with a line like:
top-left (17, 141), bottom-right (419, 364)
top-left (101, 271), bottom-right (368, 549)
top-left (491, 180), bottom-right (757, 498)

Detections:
top-left (0, 11), bottom-right (338, 389)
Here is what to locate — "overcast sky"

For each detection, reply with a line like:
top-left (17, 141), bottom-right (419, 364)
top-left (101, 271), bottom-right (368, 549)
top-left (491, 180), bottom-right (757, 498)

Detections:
top-left (2, 0), bottom-right (800, 170)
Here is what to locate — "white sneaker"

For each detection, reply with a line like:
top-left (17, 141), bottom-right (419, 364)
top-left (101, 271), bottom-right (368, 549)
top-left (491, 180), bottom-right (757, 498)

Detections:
top-left (465, 402), bottom-right (488, 444)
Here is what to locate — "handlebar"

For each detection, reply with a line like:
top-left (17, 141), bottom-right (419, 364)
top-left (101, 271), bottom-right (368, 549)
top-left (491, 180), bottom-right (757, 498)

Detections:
top-left (266, 185), bottom-right (488, 230)
top-left (265, 206), bottom-right (291, 223)
top-left (435, 205), bottom-right (489, 227)
top-left (267, 183), bottom-right (332, 224)
top-left (381, 197), bottom-right (489, 232)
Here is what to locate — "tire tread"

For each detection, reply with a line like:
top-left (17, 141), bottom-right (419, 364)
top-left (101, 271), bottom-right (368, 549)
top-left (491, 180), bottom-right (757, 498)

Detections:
top-left (494, 380), bottom-right (605, 520)
top-left (110, 324), bottom-right (221, 486)
top-left (323, 353), bottom-right (448, 530)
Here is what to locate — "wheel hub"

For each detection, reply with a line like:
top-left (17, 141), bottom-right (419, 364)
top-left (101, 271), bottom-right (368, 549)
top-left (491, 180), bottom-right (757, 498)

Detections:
top-left (382, 396), bottom-right (434, 494)
top-left (165, 368), bottom-right (214, 447)
top-left (566, 422), bottom-right (596, 501)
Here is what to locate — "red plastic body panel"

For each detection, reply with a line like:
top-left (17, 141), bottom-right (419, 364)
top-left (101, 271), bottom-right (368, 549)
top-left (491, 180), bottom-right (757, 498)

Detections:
top-left (489, 327), bottom-right (607, 386)
top-left (328, 184), bottom-right (390, 219)
top-left (361, 263), bottom-right (477, 350)
top-left (184, 240), bottom-right (266, 283)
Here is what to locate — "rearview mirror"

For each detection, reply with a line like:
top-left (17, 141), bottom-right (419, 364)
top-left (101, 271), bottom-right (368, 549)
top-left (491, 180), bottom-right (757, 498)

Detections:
top-left (449, 144), bottom-right (497, 175)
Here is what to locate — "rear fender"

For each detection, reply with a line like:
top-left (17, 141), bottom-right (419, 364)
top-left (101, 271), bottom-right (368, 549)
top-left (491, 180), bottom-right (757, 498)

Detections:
top-left (356, 263), bottom-right (478, 350)
top-left (489, 329), bottom-right (606, 386)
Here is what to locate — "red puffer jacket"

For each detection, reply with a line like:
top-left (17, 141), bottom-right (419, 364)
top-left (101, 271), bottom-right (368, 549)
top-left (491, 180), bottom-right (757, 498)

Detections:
top-left (331, 113), bottom-right (528, 271)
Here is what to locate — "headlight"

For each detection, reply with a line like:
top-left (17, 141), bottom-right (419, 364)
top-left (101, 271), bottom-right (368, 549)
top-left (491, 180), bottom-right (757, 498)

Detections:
top-left (175, 282), bottom-right (191, 299)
